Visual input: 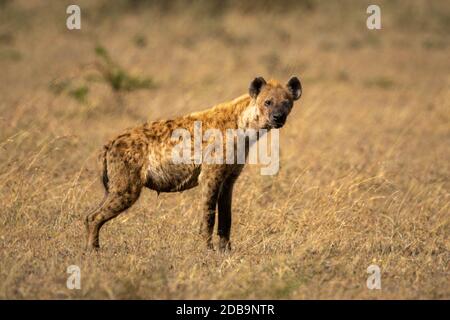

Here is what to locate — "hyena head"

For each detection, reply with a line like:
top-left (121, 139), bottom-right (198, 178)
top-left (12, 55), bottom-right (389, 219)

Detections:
top-left (242, 76), bottom-right (302, 129)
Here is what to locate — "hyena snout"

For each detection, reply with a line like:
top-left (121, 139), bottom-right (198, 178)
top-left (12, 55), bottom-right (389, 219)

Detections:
top-left (270, 111), bottom-right (287, 128)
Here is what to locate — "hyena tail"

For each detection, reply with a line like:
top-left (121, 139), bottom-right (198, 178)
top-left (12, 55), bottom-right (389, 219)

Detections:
top-left (100, 143), bottom-right (110, 193)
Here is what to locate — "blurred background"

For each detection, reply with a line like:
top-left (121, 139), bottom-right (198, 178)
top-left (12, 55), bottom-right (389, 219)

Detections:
top-left (0, 0), bottom-right (448, 299)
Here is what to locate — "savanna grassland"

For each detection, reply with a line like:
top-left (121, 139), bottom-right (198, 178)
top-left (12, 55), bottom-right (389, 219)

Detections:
top-left (0, 0), bottom-right (448, 299)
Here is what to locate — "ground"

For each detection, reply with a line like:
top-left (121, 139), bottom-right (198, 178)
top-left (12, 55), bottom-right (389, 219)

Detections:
top-left (0, 0), bottom-right (448, 299)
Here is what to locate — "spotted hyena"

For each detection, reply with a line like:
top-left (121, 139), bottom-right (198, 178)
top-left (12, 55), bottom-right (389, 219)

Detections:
top-left (85, 76), bottom-right (302, 251)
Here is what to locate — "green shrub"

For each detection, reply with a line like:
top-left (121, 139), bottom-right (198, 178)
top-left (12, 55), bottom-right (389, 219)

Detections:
top-left (94, 45), bottom-right (156, 92)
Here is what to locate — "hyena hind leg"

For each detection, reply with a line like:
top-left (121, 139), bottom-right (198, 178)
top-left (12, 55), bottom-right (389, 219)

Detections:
top-left (85, 188), bottom-right (141, 250)
top-left (84, 194), bottom-right (107, 246)
top-left (85, 160), bottom-right (143, 251)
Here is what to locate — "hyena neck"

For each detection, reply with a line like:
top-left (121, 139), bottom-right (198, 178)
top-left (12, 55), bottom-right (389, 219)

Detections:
top-left (213, 94), bottom-right (265, 130)
top-left (228, 94), bottom-right (255, 128)
top-left (188, 94), bottom-right (266, 132)
top-left (237, 101), bottom-right (264, 130)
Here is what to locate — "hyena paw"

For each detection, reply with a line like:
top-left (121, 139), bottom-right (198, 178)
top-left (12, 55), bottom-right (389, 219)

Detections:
top-left (206, 241), bottom-right (215, 251)
top-left (219, 239), bottom-right (231, 252)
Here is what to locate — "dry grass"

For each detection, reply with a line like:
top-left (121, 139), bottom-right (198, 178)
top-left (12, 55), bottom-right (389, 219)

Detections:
top-left (0, 0), bottom-right (449, 299)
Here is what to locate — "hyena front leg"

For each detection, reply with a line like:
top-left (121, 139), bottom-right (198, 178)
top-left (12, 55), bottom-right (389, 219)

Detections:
top-left (199, 167), bottom-right (224, 250)
top-left (217, 168), bottom-right (242, 252)
top-left (217, 184), bottom-right (232, 252)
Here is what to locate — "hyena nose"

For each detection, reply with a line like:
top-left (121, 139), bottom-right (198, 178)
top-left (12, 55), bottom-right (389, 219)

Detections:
top-left (272, 112), bottom-right (286, 123)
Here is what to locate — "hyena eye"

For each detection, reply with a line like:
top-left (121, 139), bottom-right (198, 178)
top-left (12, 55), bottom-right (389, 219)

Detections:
top-left (264, 100), bottom-right (272, 107)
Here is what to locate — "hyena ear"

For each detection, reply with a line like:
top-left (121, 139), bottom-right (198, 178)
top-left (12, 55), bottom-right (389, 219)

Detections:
top-left (287, 76), bottom-right (302, 100)
top-left (249, 77), bottom-right (266, 99)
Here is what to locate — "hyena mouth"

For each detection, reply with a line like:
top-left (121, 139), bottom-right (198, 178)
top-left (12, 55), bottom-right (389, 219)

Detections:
top-left (272, 121), bottom-right (285, 129)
